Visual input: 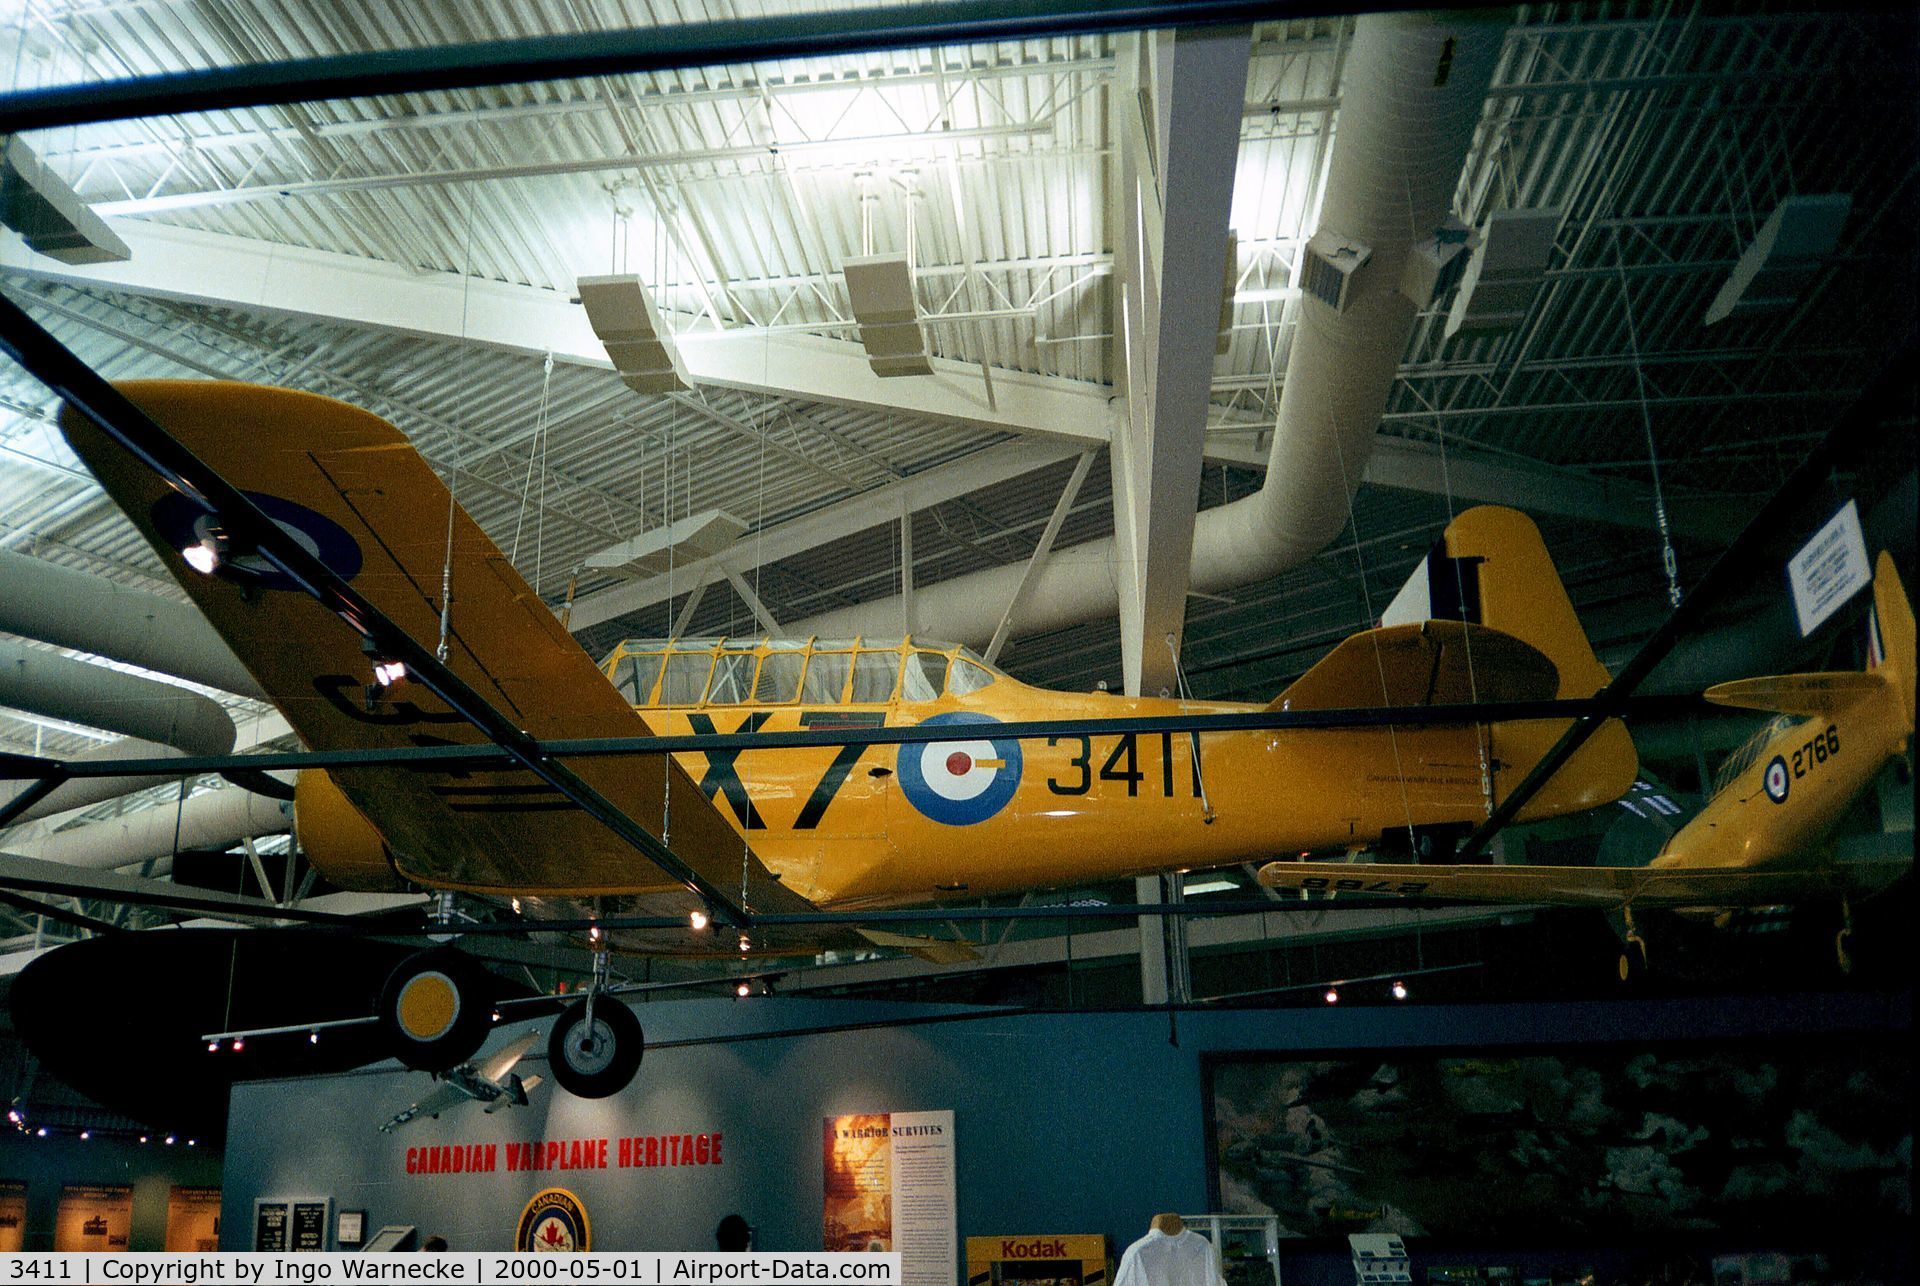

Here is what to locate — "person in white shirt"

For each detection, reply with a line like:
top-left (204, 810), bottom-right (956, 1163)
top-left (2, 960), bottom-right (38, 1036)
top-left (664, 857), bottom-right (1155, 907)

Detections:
top-left (1113, 1215), bottom-right (1225, 1286)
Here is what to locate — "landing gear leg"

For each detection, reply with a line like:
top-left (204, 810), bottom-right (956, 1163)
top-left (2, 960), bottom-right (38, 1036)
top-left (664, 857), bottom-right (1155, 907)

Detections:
top-left (548, 944), bottom-right (643, 1099)
top-left (1617, 906), bottom-right (1649, 984)
top-left (1835, 896), bottom-right (1854, 975)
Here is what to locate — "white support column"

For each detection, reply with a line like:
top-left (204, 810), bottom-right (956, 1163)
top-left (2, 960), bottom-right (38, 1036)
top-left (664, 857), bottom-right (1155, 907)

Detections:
top-left (669, 583), bottom-right (707, 638)
top-left (1110, 26), bottom-right (1252, 699)
top-left (984, 449), bottom-right (1098, 666)
top-left (720, 568), bottom-right (780, 634)
top-left (898, 499), bottom-right (915, 638)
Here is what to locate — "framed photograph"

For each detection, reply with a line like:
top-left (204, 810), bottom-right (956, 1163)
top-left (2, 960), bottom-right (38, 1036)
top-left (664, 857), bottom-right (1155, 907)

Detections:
top-left (337, 1210), bottom-right (366, 1249)
top-left (1205, 1038), bottom-right (1909, 1243)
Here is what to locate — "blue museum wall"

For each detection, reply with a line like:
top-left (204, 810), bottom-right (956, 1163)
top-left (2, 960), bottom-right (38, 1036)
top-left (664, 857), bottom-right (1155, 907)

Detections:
top-left (221, 990), bottom-right (1909, 1274)
top-left (0, 1132), bottom-right (223, 1250)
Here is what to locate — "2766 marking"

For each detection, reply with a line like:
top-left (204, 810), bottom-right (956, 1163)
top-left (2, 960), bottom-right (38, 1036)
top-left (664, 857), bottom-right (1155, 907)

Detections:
top-left (1791, 723), bottom-right (1840, 779)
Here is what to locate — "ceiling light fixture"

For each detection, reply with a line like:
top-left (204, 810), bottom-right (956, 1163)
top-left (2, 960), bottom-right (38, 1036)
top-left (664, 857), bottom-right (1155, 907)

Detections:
top-left (689, 909), bottom-right (710, 931)
top-left (1323, 987), bottom-right (1340, 1005)
top-left (1391, 980), bottom-right (1408, 1001)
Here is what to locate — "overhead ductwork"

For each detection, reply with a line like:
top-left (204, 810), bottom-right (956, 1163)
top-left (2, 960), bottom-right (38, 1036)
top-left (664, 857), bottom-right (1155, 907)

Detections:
top-left (0, 783), bottom-right (291, 871)
top-left (0, 550), bottom-right (264, 699)
top-left (797, 11), bottom-right (1505, 645)
top-left (1, 736), bottom-right (185, 825)
top-left (0, 640), bottom-right (238, 824)
top-left (0, 639), bottom-right (236, 755)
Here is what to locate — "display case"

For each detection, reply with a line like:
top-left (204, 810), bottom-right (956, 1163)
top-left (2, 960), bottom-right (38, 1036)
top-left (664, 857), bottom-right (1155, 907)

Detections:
top-left (1181, 1214), bottom-right (1280, 1286)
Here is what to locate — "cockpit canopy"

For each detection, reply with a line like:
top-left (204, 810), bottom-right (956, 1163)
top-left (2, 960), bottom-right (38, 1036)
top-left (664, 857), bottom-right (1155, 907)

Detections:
top-left (598, 636), bottom-right (1005, 708)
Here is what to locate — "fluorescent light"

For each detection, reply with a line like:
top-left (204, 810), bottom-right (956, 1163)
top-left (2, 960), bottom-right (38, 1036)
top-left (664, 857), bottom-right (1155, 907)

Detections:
top-left (1182, 878), bottom-right (1238, 895)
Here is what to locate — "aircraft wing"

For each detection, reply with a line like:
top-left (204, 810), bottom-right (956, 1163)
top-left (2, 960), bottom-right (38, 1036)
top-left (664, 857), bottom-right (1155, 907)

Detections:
top-left (378, 1079), bottom-right (472, 1133)
top-left (1256, 857), bottom-right (1911, 908)
top-left (476, 1031), bottom-right (540, 1085)
top-left (58, 382), bottom-right (812, 926)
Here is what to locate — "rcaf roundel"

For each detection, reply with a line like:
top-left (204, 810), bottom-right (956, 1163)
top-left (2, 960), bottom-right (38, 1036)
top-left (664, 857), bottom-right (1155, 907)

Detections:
top-left (1762, 754), bottom-right (1790, 804)
top-left (897, 712), bottom-right (1023, 826)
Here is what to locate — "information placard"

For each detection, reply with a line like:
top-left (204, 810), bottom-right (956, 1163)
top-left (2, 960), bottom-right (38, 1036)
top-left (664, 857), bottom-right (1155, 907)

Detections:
top-left (825, 1111), bottom-right (955, 1286)
top-left (290, 1201), bottom-right (330, 1252)
top-left (0, 1181), bottom-right (26, 1253)
top-left (252, 1201), bottom-right (289, 1252)
top-left (164, 1187), bottom-right (222, 1252)
top-left (1788, 499), bottom-right (1870, 637)
top-left (53, 1186), bottom-right (131, 1253)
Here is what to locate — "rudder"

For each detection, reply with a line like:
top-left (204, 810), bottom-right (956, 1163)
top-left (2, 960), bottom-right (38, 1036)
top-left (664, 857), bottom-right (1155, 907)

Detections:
top-left (1382, 506), bottom-right (1637, 818)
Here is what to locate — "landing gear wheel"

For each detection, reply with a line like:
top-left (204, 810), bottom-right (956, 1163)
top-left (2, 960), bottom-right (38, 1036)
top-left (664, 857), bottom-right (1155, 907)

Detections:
top-left (379, 948), bottom-right (492, 1071)
top-left (547, 998), bottom-right (643, 1099)
top-left (1616, 909), bottom-right (1649, 984)
top-left (1616, 943), bottom-right (1648, 984)
top-left (1835, 896), bottom-right (1854, 975)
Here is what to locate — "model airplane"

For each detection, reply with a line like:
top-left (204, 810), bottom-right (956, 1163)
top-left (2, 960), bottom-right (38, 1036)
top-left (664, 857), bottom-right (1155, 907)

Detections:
top-left (1258, 553), bottom-right (1915, 976)
top-left (60, 381), bottom-right (1641, 1096)
top-left (378, 1030), bottom-right (544, 1132)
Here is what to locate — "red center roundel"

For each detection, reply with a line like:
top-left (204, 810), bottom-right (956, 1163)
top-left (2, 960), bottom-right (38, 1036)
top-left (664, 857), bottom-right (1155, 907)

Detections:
top-left (946, 751), bottom-right (973, 776)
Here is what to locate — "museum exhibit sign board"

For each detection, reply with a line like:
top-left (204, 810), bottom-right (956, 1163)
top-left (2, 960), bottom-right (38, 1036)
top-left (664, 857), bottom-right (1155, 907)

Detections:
top-left (965, 1235), bottom-right (1109, 1286)
top-left (291, 1199), bottom-right (331, 1251)
top-left (253, 1200), bottom-right (290, 1251)
top-left (1205, 1040), bottom-right (1911, 1241)
top-left (824, 1110), bottom-right (955, 1286)
top-left (0, 1180), bottom-right (26, 1252)
top-left (52, 1184), bottom-right (131, 1252)
top-left (164, 1186), bottom-right (223, 1252)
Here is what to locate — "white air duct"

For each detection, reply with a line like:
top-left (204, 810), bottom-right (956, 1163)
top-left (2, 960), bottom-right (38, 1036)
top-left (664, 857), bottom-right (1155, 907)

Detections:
top-left (0, 550), bottom-right (264, 699)
top-left (0, 784), bottom-right (291, 870)
top-left (797, 11), bottom-right (1505, 644)
top-left (0, 737), bottom-right (186, 825)
top-left (0, 639), bottom-right (235, 756)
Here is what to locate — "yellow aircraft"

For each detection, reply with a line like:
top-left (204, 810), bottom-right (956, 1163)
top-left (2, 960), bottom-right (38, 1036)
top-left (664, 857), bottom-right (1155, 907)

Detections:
top-left (1258, 553), bottom-right (1915, 978)
top-left (59, 381), bottom-right (1639, 1095)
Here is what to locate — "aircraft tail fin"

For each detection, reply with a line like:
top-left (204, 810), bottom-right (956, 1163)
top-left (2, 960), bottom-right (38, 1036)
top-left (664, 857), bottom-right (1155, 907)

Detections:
top-left (1278, 506), bottom-right (1637, 818)
top-left (1704, 553), bottom-right (1913, 731)
top-left (1868, 551), bottom-right (1915, 733)
top-left (1375, 506), bottom-right (1612, 698)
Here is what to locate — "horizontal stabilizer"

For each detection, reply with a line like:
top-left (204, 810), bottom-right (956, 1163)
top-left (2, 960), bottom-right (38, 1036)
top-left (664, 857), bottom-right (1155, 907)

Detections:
top-left (1256, 856), bottom-right (1909, 909)
top-left (856, 928), bottom-right (981, 965)
top-left (1705, 672), bottom-right (1886, 716)
top-left (1272, 620), bottom-right (1558, 712)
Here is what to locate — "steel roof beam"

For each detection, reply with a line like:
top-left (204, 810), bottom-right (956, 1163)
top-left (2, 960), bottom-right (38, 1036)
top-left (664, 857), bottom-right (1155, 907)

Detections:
top-left (0, 1), bottom-right (1387, 136)
top-left (1108, 25), bottom-right (1250, 697)
top-left (2, 219), bottom-right (1111, 445)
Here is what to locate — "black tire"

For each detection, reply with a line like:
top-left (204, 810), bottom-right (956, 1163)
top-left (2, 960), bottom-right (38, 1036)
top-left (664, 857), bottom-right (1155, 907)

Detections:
top-left (547, 998), bottom-right (644, 1099)
top-left (378, 948), bottom-right (491, 1071)
top-left (1616, 942), bottom-right (1648, 986)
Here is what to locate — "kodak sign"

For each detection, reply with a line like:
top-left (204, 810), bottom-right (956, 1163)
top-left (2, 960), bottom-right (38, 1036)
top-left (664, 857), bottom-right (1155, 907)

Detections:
top-left (966, 1235), bottom-right (1110, 1286)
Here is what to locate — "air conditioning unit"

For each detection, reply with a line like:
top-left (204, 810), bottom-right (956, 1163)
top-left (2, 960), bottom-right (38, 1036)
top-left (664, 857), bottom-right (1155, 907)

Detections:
top-left (0, 138), bottom-right (131, 265)
top-left (1399, 216), bottom-right (1472, 308)
top-left (577, 274), bottom-right (688, 394)
top-left (1300, 230), bottom-right (1373, 312)
top-left (844, 252), bottom-right (931, 377)
top-left (584, 508), bottom-right (746, 575)
top-left (1704, 193), bottom-right (1851, 325)
top-left (1444, 207), bottom-right (1562, 340)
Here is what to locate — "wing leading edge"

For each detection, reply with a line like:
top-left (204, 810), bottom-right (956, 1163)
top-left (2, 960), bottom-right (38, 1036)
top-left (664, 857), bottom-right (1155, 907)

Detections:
top-left (57, 381), bottom-right (803, 916)
top-left (1255, 858), bottom-right (1909, 908)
